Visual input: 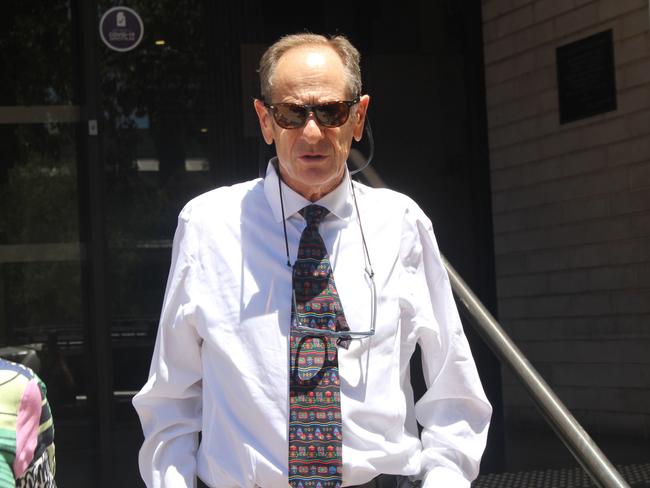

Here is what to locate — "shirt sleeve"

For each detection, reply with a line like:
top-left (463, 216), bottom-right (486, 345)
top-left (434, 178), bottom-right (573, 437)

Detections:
top-left (132, 208), bottom-right (203, 488)
top-left (15, 450), bottom-right (56, 488)
top-left (400, 209), bottom-right (492, 488)
top-left (11, 370), bottom-right (56, 488)
top-left (13, 378), bottom-right (42, 479)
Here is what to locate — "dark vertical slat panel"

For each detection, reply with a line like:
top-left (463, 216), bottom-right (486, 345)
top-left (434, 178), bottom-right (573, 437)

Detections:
top-left (205, 1), bottom-right (264, 185)
top-left (77, 0), bottom-right (114, 485)
top-left (462, 0), bottom-right (505, 474)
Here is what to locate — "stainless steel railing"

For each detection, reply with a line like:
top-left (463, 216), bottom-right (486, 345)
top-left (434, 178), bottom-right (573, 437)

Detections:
top-left (348, 154), bottom-right (630, 487)
top-left (444, 258), bottom-right (630, 488)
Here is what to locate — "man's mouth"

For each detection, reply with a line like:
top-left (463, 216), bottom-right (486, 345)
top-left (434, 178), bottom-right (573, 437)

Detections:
top-left (299, 153), bottom-right (328, 162)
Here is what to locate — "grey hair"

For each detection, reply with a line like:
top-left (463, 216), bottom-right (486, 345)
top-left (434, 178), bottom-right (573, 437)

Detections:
top-left (258, 33), bottom-right (362, 101)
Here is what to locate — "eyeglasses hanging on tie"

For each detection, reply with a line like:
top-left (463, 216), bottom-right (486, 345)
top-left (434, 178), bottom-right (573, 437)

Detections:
top-left (276, 161), bottom-right (376, 342)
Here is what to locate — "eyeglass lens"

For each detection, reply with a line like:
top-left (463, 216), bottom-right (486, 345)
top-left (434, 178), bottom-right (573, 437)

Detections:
top-left (271, 101), bottom-right (353, 129)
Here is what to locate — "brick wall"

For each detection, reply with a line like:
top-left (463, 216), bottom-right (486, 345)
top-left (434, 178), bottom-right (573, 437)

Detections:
top-left (482, 0), bottom-right (650, 437)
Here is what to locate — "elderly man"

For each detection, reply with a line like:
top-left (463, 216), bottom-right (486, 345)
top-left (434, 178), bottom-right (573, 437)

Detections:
top-left (133, 33), bottom-right (491, 488)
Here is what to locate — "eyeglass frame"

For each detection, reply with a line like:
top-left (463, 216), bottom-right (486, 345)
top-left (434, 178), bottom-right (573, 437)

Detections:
top-left (291, 266), bottom-right (376, 341)
top-left (262, 98), bottom-right (361, 129)
top-left (274, 157), bottom-right (377, 342)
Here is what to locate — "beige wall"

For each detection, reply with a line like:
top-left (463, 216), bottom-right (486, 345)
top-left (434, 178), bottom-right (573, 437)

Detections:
top-left (482, 0), bottom-right (650, 436)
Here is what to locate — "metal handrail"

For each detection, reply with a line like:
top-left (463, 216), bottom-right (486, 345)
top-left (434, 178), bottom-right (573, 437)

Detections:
top-left (347, 155), bottom-right (629, 487)
top-left (444, 258), bottom-right (630, 488)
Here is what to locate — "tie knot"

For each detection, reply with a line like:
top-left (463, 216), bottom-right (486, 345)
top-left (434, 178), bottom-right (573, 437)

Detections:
top-left (301, 204), bottom-right (328, 228)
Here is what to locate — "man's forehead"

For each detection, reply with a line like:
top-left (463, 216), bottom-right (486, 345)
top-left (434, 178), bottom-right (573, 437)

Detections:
top-left (302, 49), bottom-right (331, 69)
top-left (275, 46), bottom-right (345, 75)
top-left (272, 45), bottom-right (348, 100)
top-left (280, 44), bottom-right (341, 64)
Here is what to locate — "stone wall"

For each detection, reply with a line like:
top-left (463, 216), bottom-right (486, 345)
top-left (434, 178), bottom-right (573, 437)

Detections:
top-left (482, 0), bottom-right (650, 436)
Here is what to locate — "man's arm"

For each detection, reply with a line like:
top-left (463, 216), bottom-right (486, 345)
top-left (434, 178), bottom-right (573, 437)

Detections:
top-left (133, 210), bottom-right (203, 488)
top-left (403, 214), bottom-right (492, 488)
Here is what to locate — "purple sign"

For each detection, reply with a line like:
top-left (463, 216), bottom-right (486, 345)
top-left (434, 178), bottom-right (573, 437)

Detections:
top-left (99, 7), bottom-right (144, 52)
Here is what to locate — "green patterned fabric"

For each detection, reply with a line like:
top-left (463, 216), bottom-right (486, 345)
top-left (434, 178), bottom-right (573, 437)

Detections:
top-left (0, 362), bottom-right (25, 487)
top-left (0, 359), bottom-right (56, 487)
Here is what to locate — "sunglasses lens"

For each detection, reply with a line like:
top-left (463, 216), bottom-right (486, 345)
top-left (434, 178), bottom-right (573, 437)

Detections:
top-left (268, 100), bottom-right (356, 129)
top-left (315, 102), bottom-right (350, 127)
top-left (272, 104), bottom-right (307, 129)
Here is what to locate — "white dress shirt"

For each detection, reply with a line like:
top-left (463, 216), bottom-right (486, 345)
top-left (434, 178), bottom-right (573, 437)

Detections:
top-left (133, 160), bottom-right (492, 488)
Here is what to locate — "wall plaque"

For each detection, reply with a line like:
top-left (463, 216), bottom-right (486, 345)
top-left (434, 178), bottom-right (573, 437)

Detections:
top-left (99, 7), bottom-right (144, 52)
top-left (556, 30), bottom-right (617, 124)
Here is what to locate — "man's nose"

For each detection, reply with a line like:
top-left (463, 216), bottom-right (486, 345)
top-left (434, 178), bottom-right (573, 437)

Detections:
top-left (301, 115), bottom-right (325, 142)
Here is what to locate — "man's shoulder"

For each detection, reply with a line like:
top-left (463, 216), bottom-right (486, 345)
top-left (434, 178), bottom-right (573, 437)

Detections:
top-left (353, 181), bottom-right (430, 222)
top-left (179, 177), bottom-right (264, 223)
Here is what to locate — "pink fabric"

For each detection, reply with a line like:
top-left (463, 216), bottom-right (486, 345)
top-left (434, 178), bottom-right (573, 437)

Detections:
top-left (13, 378), bottom-right (42, 478)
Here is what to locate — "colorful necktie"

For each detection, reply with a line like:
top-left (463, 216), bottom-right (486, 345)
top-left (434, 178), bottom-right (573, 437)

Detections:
top-left (288, 204), bottom-right (349, 488)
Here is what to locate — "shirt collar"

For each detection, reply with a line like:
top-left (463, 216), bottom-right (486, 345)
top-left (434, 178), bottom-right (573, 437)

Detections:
top-left (263, 157), bottom-right (354, 223)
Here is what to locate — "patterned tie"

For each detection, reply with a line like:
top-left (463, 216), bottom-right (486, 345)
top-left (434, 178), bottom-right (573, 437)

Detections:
top-left (288, 204), bottom-right (349, 488)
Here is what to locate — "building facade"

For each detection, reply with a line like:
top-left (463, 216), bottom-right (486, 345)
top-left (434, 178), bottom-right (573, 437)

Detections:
top-left (483, 0), bottom-right (650, 439)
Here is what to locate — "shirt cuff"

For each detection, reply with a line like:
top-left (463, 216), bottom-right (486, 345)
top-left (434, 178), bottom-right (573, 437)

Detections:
top-left (421, 466), bottom-right (471, 488)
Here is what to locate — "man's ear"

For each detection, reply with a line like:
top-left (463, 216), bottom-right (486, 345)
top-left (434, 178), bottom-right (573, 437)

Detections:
top-left (254, 99), bottom-right (274, 145)
top-left (353, 95), bottom-right (370, 142)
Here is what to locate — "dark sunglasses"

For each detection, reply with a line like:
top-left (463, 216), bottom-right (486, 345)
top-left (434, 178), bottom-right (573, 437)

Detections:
top-left (263, 98), bottom-right (360, 129)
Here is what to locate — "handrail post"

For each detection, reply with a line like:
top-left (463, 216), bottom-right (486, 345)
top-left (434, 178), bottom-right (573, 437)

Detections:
top-left (443, 257), bottom-right (630, 488)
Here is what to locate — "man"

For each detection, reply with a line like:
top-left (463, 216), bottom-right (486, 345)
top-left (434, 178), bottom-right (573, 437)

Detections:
top-left (0, 358), bottom-right (56, 488)
top-left (134, 33), bottom-right (491, 488)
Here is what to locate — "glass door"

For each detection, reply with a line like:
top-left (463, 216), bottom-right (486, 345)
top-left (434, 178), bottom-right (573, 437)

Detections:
top-left (98, 3), bottom-right (218, 422)
top-left (0, 2), bottom-right (98, 486)
top-left (95, 1), bottom-right (255, 484)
